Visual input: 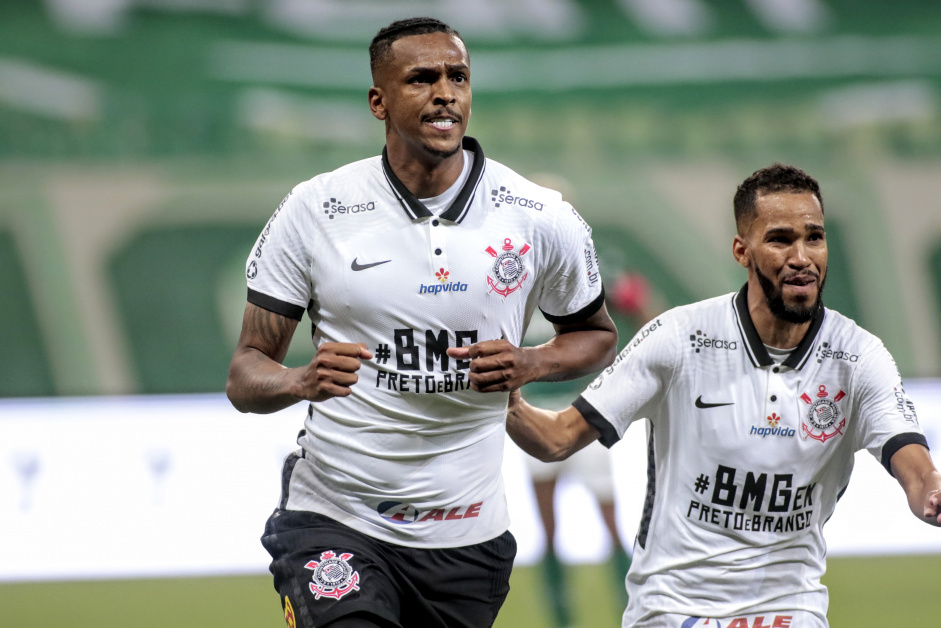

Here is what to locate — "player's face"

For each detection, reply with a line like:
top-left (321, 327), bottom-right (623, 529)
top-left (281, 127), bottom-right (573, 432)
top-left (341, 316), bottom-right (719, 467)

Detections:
top-left (369, 32), bottom-right (470, 162)
top-left (735, 191), bottom-right (828, 323)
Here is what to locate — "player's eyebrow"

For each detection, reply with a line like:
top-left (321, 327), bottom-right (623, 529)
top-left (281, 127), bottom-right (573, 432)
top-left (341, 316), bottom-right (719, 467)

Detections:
top-left (406, 62), bottom-right (469, 75)
top-left (764, 223), bottom-right (824, 237)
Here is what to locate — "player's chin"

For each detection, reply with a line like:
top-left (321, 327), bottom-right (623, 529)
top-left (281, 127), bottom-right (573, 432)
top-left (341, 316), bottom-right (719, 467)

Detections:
top-left (422, 137), bottom-right (463, 159)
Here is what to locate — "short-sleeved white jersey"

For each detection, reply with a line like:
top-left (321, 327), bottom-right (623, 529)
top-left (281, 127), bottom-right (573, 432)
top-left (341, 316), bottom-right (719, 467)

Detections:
top-left (577, 287), bottom-right (927, 626)
top-left (246, 138), bottom-right (605, 548)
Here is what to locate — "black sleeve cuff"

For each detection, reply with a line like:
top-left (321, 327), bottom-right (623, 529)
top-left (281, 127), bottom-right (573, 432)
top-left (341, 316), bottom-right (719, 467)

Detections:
top-left (881, 432), bottom-right (930, 476)
top-left (247, 288), bottom-right (305, 321)
top-left (573, 395), bottom-right (620, 448)
top-left (541, 286), bottom-right (606, 325)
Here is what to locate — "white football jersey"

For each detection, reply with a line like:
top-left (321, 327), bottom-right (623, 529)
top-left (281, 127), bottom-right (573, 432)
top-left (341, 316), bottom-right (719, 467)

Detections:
top-left (577, 288), bottom-right (927, 626)
top-left (246, 138), bottom-right (605, 548)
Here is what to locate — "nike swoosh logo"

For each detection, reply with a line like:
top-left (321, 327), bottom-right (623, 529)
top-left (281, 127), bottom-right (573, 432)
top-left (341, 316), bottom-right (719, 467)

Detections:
top-left (695, 396), bottom-right (734, 409)
top-left (351, 258), bottom-right (391, 271)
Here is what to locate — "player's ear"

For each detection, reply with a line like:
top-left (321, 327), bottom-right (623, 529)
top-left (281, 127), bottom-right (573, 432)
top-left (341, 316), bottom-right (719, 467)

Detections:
top-left (368, 86), bottom-right (387, 121)
top-left (732, 235), bottom-right (750, 268)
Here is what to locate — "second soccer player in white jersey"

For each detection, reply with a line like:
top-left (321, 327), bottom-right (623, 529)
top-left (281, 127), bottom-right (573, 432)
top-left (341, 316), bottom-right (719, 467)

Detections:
top-left (507, 163), bottom-right (941, 628)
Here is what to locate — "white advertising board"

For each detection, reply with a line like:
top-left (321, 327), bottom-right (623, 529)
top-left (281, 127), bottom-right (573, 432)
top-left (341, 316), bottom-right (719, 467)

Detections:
top-left (1, 381), bottom-right (940, 582)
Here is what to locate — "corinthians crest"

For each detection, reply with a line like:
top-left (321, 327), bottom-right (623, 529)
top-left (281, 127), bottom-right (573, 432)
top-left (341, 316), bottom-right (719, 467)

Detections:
top-left (304, 550), bottom-right (360, 600)
top-left (485, 238), bottom-right (531, 297)
top-left (800, 384), bottom-right (847, 443)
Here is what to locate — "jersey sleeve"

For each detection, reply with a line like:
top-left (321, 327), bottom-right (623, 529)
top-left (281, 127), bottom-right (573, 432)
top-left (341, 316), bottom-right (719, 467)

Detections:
top-left (537, 203), bottom-right (605, 324)
top-left (853, 340), bottom-right (928, 475)
top-left (245, 187), bottom-right (313, 321)
top-left (574, 313), bottom-right (678, 447)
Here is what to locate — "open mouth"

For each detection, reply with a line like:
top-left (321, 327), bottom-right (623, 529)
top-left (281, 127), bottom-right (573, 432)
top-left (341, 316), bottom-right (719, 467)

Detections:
top-left (427, 118), bottom-right (456, 130)
top-left (783, 274), bottom-right (817, 289)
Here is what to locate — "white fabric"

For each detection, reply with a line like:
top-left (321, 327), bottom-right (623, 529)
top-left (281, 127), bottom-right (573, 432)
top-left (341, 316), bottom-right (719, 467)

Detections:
top-left (245, 143), bottom-right (603, 548)
top-left (579, 292), bottom-right (926, 625)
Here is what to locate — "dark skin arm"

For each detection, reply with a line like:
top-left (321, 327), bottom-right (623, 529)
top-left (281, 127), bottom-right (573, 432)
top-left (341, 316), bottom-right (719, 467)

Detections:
top-left (226, 303), bottom-right (372, 414)
top-left (505, 390), bottom-right (600, 462)
top-left (890, 443), bottom-right (941, 526)
top-left (445, 303), bottom-right (618, 393)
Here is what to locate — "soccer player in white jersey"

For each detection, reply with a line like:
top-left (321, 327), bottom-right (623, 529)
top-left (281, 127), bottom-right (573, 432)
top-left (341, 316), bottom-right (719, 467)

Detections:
top-left (225, 17), bottom-right (618, 628)
top-left (506, 163), bottom-right (941, 628)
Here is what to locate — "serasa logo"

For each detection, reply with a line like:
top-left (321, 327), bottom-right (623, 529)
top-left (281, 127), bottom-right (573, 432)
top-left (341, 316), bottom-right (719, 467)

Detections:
top-left (490, 186), bottom-right (544, 210)
top-left (377, 501), bottom-right (482, 524)
top-left (815, 341), bottom-right (859, 363)
top-left (690, 330), bottom-right (738, 353)
top-left (322, 197), bottom-right (376, 219)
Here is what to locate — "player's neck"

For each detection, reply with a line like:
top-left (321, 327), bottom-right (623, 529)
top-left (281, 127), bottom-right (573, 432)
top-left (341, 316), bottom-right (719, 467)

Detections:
top-left (385, 141), bottom-right (465, 198)
top-left (747, 287), bottom-right (812, 350)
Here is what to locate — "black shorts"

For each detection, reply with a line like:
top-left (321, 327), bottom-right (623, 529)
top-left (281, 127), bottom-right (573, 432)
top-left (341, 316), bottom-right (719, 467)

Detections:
top-left (261, 509), bottom-right (517, 628)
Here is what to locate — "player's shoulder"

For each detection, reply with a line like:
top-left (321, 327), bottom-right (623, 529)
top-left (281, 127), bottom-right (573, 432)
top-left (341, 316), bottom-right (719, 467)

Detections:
top-left (668, 292), bottom-right (737, 328)
top-left (290, 155), bottom-right (383, 200)
top-left (820, 306), bottom-right (886, 357)
top-left (481, 158), bottom-right (567, 216)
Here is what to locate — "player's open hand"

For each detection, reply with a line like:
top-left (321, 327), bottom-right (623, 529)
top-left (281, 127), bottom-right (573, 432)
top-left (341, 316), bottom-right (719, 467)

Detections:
top-left (447, 340), bottom-right (538, 393)
top-left (293, 342), bottom-right (372, 402)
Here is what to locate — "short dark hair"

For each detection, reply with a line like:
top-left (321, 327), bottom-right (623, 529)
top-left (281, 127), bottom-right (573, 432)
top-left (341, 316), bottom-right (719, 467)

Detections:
top-left (369, 17), bottom-right (463, 81)
top-left (733, 163), bottom-right (823, 233)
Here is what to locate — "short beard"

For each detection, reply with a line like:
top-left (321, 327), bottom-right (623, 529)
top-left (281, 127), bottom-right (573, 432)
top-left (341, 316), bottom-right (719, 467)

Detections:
top-left (755, 265), bottom-right (824, 324)
top-left (422, 141), bottom-right (462, 160)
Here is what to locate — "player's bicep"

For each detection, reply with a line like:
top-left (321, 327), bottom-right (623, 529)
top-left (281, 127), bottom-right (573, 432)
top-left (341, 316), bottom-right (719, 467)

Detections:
top-left (235, 302), bottom-right (299, 364)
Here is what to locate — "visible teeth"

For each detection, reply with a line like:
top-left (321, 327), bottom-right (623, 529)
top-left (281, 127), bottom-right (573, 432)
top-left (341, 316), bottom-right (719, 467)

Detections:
top-left (430, 119), bottom-right (454, 129)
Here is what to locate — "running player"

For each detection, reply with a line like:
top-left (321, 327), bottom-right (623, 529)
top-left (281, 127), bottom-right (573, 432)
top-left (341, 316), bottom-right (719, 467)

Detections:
top-left (506, 163), bottom-right (941, 627)
top-left (225, 17), bottom-right (618, 628)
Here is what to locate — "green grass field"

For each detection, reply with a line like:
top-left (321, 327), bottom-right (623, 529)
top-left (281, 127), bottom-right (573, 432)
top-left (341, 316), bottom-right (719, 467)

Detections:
top-left (2, 555), bottom-right (939, 627)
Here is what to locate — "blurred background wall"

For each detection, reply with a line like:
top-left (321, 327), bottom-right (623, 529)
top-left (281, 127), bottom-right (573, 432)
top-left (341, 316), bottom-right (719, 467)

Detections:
top-left (2, 0), bottom-right (941, 400)
top-left (3, 3), bottom-right (941, 626)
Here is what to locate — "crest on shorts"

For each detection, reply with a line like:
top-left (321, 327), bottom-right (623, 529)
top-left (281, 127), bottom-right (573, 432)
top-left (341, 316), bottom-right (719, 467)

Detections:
top-left (304, 550), bottom-right (360, 600)
top-left (800, 384), bottom-right (846, 443)
top-left (485, 238), bottom-right (531, 297)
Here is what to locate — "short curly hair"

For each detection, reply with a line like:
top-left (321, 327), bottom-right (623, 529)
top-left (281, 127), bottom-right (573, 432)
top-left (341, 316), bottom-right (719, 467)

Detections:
top-left (733, 163), bottom-right (823, 234)
top-left (369, 17), bottom-right (464, 81)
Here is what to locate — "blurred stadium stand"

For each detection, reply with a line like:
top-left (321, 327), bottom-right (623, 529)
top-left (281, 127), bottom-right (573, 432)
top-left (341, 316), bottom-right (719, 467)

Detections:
top-left (1, 0), bottom-right (941, 396)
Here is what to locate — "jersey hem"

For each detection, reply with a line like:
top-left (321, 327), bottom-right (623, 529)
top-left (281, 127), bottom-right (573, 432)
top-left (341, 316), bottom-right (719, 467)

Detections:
top-left (542, 286), bottom-right (606, 325)
top-left (247, 288), bottom-right (305, 321)
top-left (881, 432), bottom-right (930, 476)
top-left (573, 395), bottom-right (619, 447)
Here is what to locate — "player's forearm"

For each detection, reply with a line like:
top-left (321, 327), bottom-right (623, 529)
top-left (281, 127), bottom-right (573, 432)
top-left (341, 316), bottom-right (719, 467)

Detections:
top-left (506, 398), bottom-right (572, 462)
top-left (226, 347), bottom-right (302, 414)
top-left (506, 397), bottom-right (599, 462)
top-left (528, 327), bottom-right (617, 383)
top-left (891, 443), bottom-right (941, 526)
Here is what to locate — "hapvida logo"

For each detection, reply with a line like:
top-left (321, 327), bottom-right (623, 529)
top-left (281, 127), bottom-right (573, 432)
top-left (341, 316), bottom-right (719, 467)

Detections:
top-left (419, 271), bottom-right (468, 295)
top-left (750, 412), bottom-right (796, 438)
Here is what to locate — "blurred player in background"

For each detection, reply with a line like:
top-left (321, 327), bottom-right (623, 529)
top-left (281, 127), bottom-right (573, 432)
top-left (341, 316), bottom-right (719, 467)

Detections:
top-left (226, 17), bottom-right (617, 628)
top-left (522, 170), bottom-right (654, 628)
top-left (507, 163), bottom-right (941, 627)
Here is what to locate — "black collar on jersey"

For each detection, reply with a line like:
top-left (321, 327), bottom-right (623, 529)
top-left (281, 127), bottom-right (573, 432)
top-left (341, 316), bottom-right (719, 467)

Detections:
top-left (381, 136), bottom-right (486, 224)
top-left (733, 283), bottom-right (824, 370)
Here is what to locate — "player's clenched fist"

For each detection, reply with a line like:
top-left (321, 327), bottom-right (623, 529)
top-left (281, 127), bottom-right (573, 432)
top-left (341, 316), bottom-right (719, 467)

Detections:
top-left (292, 342), bottom-right (373, 402)
top-left (447, 340), bottom-right (538, 393)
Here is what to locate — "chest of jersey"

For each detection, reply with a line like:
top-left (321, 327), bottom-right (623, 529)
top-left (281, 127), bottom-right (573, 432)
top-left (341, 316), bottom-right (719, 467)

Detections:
top-left (307, 203), bottom-right (545, 376)
top-left (662, 334), bottom-right (863, 541)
